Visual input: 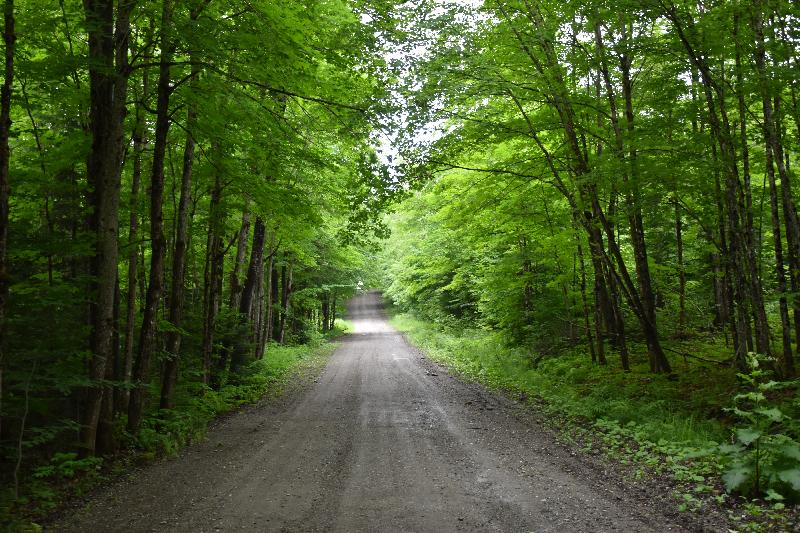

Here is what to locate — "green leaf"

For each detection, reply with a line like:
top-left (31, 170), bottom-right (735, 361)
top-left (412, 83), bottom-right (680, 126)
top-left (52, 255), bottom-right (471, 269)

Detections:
top-left (764, 489), bottom-right (785, 501)
top-left (777, 469), bottom-right (800, 491)
top-left (718, 442), bottom-right (742, 455)
top-left (754, 407), bottom-right (783, 422)
top-left (735, 428), bottom-right (761, 446)
top-left (722, 465), bottom-right (752, 492)
top-left (778, 443), bottom-right (800, 461)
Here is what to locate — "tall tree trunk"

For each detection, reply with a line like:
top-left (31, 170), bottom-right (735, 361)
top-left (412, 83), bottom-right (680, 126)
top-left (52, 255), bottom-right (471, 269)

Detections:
top-left (322, 290), bottom-right (330, 334)
top-left (666, 5), bottom-right (754, 368)
top-left (576, 242), bottom-right (595, 363)
top-left (735, 12), bottom-right (771, 356)
top-left (619, 41), bottom-right (669, 373)
top-left (264, 252), bottom-right (275, 348)
top-left (96, 280), bottom-right (120, 455)
top-left (229, 203), bottom-right (250, 311)
top-left (119, 68), bottom-right (148, 414)
top-left (239, 217), bottom-right (265, 321)
top-left (278, 261), bottom-right (293, 344)
top-left (753, 4), bottom-right (796, 374)
top-left (231, 216), bottom-right (265, 371)
top-left (587, 219), bottom-right (610, 366)
top-left (160, 58), bottom-right (200, 410)
top-left (80, 0), bottom-right (134, 455)
top-left (201, 171), bottom-right (224, 385)
top-left (128, 0), bottom-right (173, 433)
top-left (0, 0), bottom-right (14, 440)
top-left (674, 198), bottom-right (687, 336)
top-left (766, 146), bottom-right (794, 374)
top-left (329, 289), bottom-right (336, 332)
top-left (271, 264), bottom-right (280, 341)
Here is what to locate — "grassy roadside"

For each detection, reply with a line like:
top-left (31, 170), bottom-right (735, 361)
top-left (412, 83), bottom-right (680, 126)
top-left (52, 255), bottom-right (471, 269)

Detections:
top-left (2, 325), bottom-right (347, 531)
top-left (389, 311), bottom-right (799, 532)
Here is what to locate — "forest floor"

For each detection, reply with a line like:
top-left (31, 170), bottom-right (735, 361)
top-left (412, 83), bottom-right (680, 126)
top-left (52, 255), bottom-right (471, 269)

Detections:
top-left (49, 291), bottom-right (732, 532)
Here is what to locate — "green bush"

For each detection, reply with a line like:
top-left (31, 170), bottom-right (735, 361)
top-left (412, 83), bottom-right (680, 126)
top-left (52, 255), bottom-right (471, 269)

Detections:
top-left (716, 353), bottom-right (800, 502)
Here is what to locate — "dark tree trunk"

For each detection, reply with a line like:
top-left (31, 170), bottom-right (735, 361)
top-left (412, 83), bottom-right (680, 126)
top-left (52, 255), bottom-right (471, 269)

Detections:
top-left (576, 242), bottom-right (596, 363)
top-left (0, 0), bottom-right (14, 440)
top-left (229, 204), bottom-right (250, 311)
top-left (160, 56), bottom-right (200, 410)
top-left (735, 12), bottom-right (771, 356)
top-left (201, 172), bottom-right (224, 385)
top-left (264, 253), bottom-right (275, 348)
top-left (675, 199), bottom-right (687, 336)
top-left (587, 223), bottom-right (609, 366)
top-left (322, 291), bottom-right (330, 334)
top-left (128, 0), bottom-right (173, 433)
top-left (96, 280), bottom-right (121, 455)
top-left (231, 217), bottom-right (265, 371)
top-left (119, 68), bottom-right (148, 414)
top-left (766, 146), bottom-right (794, 374)
top-left (80, 0), bottom-right (134, 455)
top-left (278, 262), bottom-right (293, 344)
top-left (753, 4), bottom-right (796, 374)
top-left (666, 5), bottom-right (756, 368)
top-left (329, 290), bottom-right (336, 332)
top-left (239, 217), bottom-right (266, 321)
top-left (619, 45), bottom-right (669, 373)
top-left (271, 264), bottom-right (280, 341)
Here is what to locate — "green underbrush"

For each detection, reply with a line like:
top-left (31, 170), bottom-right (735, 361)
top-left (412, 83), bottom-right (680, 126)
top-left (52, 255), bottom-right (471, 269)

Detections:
top-left (1, 325), bottom-right (345, 531)
top-left (390, 311), bottom-right (800, 530)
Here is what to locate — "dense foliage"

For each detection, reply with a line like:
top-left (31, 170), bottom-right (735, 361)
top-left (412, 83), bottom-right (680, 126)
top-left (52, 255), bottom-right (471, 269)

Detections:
top-left (2, 0), bottom-right (800, 521)
top-left (380, 0), bottom-right (800, 501)
top-left (0, 0), bottom-right (392, 514)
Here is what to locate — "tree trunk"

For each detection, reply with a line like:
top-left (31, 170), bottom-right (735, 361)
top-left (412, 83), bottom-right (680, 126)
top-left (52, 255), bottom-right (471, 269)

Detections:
top-left (119, 67), bottom-right (148, 414)
top-left (278, 262), bottom-right (293, 344)
top-left (80, 0), bottom-right (134, 455)
top-left (239, 217), bottom-right (266, 321)
top-left (735, 12), bottom-right (771, 356)
top-left (96, 279), bottom-right (120, 455)
top-left (0, 0), bottom-right (14, 441)
top-left (322, 291), bottom-right (330, 334)
top-left (666, 5), bottom-right (754, 368)
top-left (231, 217), bottom-right (265, 372)
top-left (264, 253), bottom-right (275, 348)
top-left (271, 264), bottom-right (280, 341)
top-left (752, 5), bottom-right (796, 374)
top-left (329, 289), bottom-right (336, 332)
top-left (675, 198), bottom-right (687, 336)
top-left (128, 0), bottom-right (173, 433)
top-left (160, 57), bottom-right (200, 410)
top-left (576, 242), bottom-right (595, 363)
top-left (766, 146), bottom-right (794, 374)
top-left (229, 203), bottom-right (250, 311)
top-left (619, 44), bottom-right (669, 373)
top-left (201, 171), bottom-right (224, 385)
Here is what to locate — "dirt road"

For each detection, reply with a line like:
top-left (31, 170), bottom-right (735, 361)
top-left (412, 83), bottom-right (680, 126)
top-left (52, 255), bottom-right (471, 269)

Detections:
top-left (53, 292), bottom-right (714, 532)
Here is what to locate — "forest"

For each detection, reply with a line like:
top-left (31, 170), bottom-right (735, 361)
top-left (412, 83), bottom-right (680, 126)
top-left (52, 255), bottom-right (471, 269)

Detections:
top-left (0, 0), bottom-right (799, 527)
top-left (0, 0), bottom-right (396, 520)
top-left (378, 0), bottom-right (800, 514)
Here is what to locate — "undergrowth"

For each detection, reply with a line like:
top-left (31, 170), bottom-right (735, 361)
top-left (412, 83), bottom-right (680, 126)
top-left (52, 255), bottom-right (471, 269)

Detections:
top-left (390, 311), bottom-right (799, 530)
top-left (1, 324), bottom-right (346, 531)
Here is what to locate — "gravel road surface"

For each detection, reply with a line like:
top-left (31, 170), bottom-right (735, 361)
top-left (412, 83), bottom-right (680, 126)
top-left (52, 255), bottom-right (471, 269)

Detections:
top-left (52, 291), bottom-right (722, 532)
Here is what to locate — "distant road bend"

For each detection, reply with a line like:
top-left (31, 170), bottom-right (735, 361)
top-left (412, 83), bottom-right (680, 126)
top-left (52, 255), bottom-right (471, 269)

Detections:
top-left (55, 291), bottom-right (699, 532)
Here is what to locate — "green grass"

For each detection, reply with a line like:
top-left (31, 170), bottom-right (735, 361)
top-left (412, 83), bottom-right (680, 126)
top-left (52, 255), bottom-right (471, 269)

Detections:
top-left (391, 312), bottom-right (733, 448)
top-left (136, 341), bottom-right (337, 458)
top-left (390, 310), bottom-right (800, 528)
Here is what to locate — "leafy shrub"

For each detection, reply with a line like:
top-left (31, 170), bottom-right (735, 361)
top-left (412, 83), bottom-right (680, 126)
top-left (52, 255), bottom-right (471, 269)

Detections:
top-left (32, 453), bottom-right (103, 481)
top-left (717, 353), bottom-right (800, 501)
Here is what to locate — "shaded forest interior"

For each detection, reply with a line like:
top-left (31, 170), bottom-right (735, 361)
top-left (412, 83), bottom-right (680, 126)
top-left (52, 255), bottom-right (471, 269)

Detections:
top-left (0, 0), bottom-right (799, 526)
